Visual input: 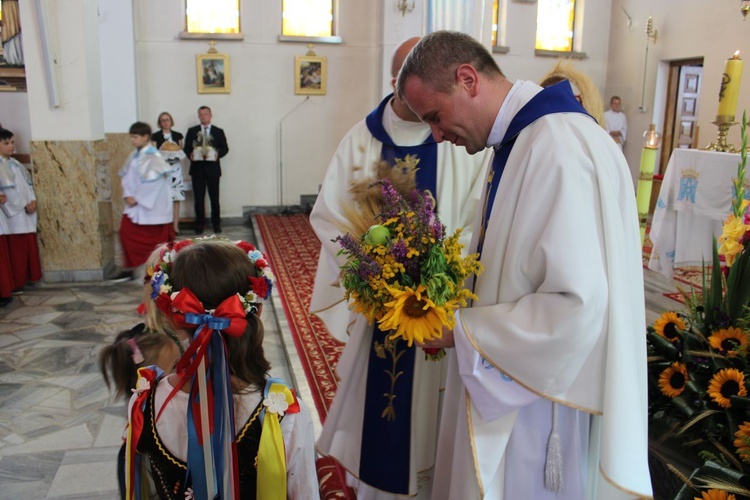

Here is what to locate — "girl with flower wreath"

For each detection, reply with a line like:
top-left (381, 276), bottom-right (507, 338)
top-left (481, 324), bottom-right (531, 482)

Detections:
top-left (125, 237), bottom-right (318, 499)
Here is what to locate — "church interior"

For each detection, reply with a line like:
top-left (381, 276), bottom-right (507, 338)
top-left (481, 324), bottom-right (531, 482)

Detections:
top-left (0, 0), bottom-right (749, 498)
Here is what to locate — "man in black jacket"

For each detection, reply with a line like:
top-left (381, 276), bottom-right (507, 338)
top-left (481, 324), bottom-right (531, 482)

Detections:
top-left (183, 106), bottom-right (229, 234)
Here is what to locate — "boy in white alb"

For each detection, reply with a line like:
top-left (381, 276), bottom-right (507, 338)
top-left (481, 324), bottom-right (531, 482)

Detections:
top-left (604, 96), bottom-right (628, 151)
top-left (0, 128), bottom-right (42, 294)
top-left (115, 122), bottom-right (175, 282)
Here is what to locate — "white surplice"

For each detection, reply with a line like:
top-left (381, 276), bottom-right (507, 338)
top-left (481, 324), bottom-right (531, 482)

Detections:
top-left (0, 157), bottom-right (37, 234)
top-left (604, 109), bottom-right (628, 151)
top-left (119, 147), bottom-right (174, 225)
top-left (311, 97), bottom-right (491, 498)
top-left (434, 81), bottom-right (652, 499)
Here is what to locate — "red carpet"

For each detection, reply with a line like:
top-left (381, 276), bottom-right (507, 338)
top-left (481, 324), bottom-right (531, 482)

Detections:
top-left (255, 213), bottom-right (344, 421)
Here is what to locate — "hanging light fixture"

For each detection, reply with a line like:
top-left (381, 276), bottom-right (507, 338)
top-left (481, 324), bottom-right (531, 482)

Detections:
top-left (396, 0), bottom-right (415, 17)
top-left (742, 0), bottom-right (750, 20)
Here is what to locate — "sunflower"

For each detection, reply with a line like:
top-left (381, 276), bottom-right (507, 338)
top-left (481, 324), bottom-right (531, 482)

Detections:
top-left (695, 489), bottom-right (736, 500)
top-left (658, 362), bottom-right (689, 398)
top-left (378, 284), bottom-right (455, 346)
top-left (653, 311), bottom-right (686, 343)
top-left (734, 421), bottom-right (750, 464)
top-left (708, 368), bottom-right (748, 408)
top-left (709, 327), bottom-right (750, 356)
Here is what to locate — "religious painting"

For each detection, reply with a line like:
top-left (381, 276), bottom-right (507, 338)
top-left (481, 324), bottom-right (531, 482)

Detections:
top-left (196, 53), bottom-right (230, 94)
top-left (294, 55), bottom-right (327, 96)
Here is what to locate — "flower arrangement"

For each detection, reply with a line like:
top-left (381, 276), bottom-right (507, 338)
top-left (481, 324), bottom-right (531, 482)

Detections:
top-left (647, 113), bottom-right (750, 499)
top-left (147, 237), bottom-right (275, 316)
top-left (335, 177), bottom-right (482, 351)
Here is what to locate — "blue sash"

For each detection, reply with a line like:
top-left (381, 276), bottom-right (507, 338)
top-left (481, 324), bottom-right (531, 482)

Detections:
top-left (359, 94), bottom-right (438, 494)
top-left (476, 81), bottom-right (592, 258)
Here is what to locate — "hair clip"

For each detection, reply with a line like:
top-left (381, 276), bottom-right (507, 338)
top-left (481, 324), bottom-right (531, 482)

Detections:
top-left (127, 338), bottom-right (145, 364)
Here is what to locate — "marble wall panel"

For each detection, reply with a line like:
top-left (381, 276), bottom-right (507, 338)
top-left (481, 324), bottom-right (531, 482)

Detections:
top-left (104, 133), bottom-right (131, 232)
top-left (29, 140), bottom-right (115, 278)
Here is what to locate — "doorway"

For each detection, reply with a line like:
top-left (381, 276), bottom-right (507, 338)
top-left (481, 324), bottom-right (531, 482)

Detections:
top-left (659, 58), bottom-right (704, 172)
top-left (648, 58), bottom-right (703, 214)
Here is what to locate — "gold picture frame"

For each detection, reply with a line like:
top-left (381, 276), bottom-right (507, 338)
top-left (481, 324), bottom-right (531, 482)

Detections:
top-left (294, 55), bottom-right (327, 96)
top-left (196, 53), bottom-right (230, 94)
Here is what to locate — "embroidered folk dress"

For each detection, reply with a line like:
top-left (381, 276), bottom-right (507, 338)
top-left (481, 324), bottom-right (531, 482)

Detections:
top-left (432, 81), bottom-right (652, 499)
top-left (310, 95), bottom-right (491, 498)
top-left (131, 377), bottom-right (318, 499)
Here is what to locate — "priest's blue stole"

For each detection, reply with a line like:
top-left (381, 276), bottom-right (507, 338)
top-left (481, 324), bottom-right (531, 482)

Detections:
top-left (358, 94), bottom-right (439, 494)
top-left (365, 93), bottom-right (438, 198)
top-left (476, 81), bottom-right (593, 258)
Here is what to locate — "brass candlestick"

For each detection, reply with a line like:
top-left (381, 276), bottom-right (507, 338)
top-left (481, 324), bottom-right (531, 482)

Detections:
top-left (705, 117), bottom-right (739, 153)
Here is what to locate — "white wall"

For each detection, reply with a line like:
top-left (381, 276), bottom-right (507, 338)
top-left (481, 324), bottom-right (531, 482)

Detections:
top-left (606, 0), bottom-right (750, 183)
top-left (22, 0), bottom-right (104, 141)
top-left (0, 92), bottom-right (31, 153)
top-left (98, 0), bottom-right (138, 133)
top-left (133, 0), bottom-right (381, 211)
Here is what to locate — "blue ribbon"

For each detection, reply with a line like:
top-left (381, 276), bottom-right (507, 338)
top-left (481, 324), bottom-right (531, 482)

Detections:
top-left (182, 315), bottom-right (237, 499)
top-left (184, 312), bottom-right (232, 332)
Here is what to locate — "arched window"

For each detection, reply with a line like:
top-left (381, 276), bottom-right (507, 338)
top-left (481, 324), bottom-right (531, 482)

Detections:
top-left (185, 0), bottom-right (240, 35)
top-left (535, 0), bottom-right (576, 52)
top-left (281, 0), bottom-right (336, 39)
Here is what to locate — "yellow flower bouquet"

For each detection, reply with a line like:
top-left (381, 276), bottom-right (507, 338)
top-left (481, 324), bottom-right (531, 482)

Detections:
top-left (335, 177), bottom-right (482, 351)
top-left (647, 113), bottom-right (750, 499)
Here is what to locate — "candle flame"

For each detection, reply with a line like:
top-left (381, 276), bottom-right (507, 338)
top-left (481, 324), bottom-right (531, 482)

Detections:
top-left (734, 50), bottom-right (741, 59)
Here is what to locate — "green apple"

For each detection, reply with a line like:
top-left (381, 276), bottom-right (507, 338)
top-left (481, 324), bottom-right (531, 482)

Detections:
top-left (363, 224), bottom-right (391, 246)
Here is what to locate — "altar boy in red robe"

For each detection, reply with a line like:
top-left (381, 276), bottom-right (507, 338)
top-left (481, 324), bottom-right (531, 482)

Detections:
top-left (0, 128), bottom-right (42, 294)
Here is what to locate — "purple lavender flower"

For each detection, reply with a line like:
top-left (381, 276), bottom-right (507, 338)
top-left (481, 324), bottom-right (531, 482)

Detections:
top-left (380, 180), bottom-right (403, 220)
top-left (358, 259), bottom-right (382, 281)
top-left (390, 239), bottom-right (408, 263)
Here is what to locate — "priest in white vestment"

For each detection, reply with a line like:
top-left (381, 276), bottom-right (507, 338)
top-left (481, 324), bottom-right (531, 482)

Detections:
top-left (398, 31), bottom-right (652, 499)
top-left (604, 96), bottom-right (628, 151)
top-left (311, 37), bottom-right (491, 499)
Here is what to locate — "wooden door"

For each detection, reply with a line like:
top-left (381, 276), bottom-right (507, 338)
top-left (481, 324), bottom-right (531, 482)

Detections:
top-left (660, 59), bottom-right (704, 172)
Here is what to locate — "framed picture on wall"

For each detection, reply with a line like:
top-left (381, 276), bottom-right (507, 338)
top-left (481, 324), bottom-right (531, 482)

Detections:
top-left (294, 55), bottom-right (327, 96)
top-left (196, 52), bottom-right (230, 94)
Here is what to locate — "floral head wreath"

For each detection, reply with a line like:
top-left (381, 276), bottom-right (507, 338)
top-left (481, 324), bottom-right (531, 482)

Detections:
top-left (147, 236), bottom-right (275, 317)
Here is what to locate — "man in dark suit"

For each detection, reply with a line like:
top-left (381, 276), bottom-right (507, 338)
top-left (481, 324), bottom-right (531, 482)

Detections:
top-left (183, 106), bottom-right (229, 234)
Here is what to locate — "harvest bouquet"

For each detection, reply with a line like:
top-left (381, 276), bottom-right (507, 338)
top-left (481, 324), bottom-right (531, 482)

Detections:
top-left (335, 160), bottom-right (482, 355)
top-left (648, 113), bottom-right (750, 500)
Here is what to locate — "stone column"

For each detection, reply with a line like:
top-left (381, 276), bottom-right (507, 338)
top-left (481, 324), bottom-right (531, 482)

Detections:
top-left (20, 0), bottom-right (132, 282)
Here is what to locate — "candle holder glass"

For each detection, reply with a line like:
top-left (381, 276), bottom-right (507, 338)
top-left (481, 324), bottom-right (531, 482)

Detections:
top-left (704, 117), bottom-right (739, 153)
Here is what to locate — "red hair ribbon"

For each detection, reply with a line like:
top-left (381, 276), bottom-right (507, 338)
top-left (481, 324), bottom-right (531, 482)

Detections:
top-left (171, 288), bottom-right (247, 337)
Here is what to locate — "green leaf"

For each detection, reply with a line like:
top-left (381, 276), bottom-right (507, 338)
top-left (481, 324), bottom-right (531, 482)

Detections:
top-left (648, 331), bottom-right (680, 360)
